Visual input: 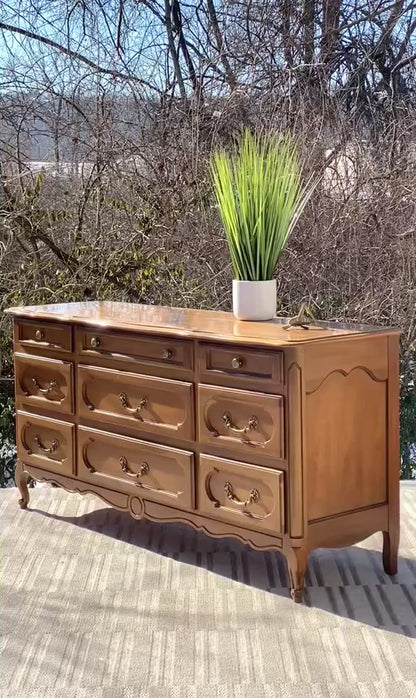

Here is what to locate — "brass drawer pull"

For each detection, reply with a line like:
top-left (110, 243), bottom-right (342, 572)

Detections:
top-left (120, 456), bottom-right (149, 479)
top-left (33, 435), bottom-right (59, 454)
top-left (224, 481), bottom-right (260, 507)
top-left (222, 411), bottom-right (258, 434)
top-left (90, 336), bottom-right (101, 349)
top-left (231, 356), bottom-right (244, 369)
top-left (162, 348), bottom-right (173, 360)
top-left (35, 329), bottom-right (45, 341)
top-left (119, 392), bottom-right (148, 418)
top-left (32, 378), bottom-right (58, 395)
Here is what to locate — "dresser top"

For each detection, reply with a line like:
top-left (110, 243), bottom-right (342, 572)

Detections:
top-left (5, 301), bottom-right (400, 347)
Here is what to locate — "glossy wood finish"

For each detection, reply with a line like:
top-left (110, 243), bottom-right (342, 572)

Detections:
top-left (16, 411), bottom-right (74, 476)
top-left (15, 319), bottom-right (72, 353)
top-left (199, 342), bottom-right (284, 391)
top-left (198, 384), bottom-right (285, 459)
top-left (6, 301), bottom-right (398, 347)
top-left (6, 301), bottom-right (401, 604)
top-left (76, 327), bottom-right (193, 372)
top-left (78, 426), bottom-right (194, 509)
top-left (198, 454), bottom-right (284, 534)
top-left (306, 367), bottom-right (387, 520)
top-left (15, 353), bottom-right (73, 414)
top-left (287, 356), bottom-right (305, 540)
top-left (384, 334), bottom-right (401, 575)
top-left (78, 364), bottom-right (194, 440)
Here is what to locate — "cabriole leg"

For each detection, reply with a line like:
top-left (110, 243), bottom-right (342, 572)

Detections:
top-left (15, 460), bottom-right (30, 509)
top-left (286, 547), bottom-right (309, 603)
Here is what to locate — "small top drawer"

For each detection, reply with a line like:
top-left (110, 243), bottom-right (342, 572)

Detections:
top-left (15, 320), bottom-right (72, 353)
top-left (76, 327), bottom-right (193, 371)
top-left (199, 343), bottom-right (283, 390)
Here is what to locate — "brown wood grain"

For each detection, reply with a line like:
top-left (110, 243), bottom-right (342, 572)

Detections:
top-left (77, 364), bottom-right (194, 441)
top-left (198, 383), bottom-right (285, 459)
top-left (5, 302), bottom-right (400, 348)
top-left (77, 425), bottom-right (195, 509)
top-left (15, 352), bottom-right (74, 415)
top-left (198, 454), bottom-right (284, 534)
top-left (15, 319), bottom-right (72, 353)
top-left (7, 301), bottom-right (401, 603)
top-left (76, 326), bottom-right (193, 371)
top-left (306, 367), bottom-right (387, 520)
top-left (16, 410), bottom-right (75, 476)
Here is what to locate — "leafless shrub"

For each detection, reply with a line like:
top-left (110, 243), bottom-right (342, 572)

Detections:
top-left (1, 1), bottom-right (415, 478)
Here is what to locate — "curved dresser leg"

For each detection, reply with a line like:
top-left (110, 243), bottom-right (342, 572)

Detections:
top-left (15, 460), bottom-right (30, 509)
top-left (286, 547), bottom-right (308, 603)
top-left (382, 529), bottom-right (399, 576)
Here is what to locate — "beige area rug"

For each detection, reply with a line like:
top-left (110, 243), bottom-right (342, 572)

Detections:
top-left (1, 484), bottom-right (415, 698)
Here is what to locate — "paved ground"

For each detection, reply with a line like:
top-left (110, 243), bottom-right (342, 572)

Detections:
top-left (1, 483), bottom-right (416, 697)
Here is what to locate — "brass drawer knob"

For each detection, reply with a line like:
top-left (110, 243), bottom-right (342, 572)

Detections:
top-left (224, 481), bottom-right (260, 507)
top-left (162, 348), bottom-right (173, 360)
top-left (90, 336), bottom-right (101, 349)
top-left (35, 329), bottom-right (45, 341)
top-left (222, 411), bottom-right (258, 435)
top-left (231, 356), bottom-right (244, 369)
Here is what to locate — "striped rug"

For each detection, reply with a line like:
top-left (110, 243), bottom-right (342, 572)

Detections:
top-left (1, 484), bottom-right (415, 697)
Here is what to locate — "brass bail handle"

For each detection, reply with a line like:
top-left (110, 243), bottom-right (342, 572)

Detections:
top-left (222, 411), bottom-right (259, 435)
top-left (33, 435), bottom-right (59, 454)
top-left (120, 456), bottom-right (150, 479)
top-left (119, 393), bottom-right (148, 417)
top-left (224, 481), bottom-right (260, 508)
top-left (32, 378), bottom-right (58, 395)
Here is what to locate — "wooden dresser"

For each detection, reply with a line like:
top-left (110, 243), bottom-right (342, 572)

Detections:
top-left (5, 302), bottom-right (401, 602)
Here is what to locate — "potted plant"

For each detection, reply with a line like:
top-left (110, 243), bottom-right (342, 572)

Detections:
top-left (210, 129), bottom-right (313, 321)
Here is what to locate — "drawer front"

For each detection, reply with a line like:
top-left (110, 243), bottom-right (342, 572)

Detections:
top-left (78, 427), bottom-right (194, 509)
top-left (16, 411), bottom-right (74, 476)
top-left (15, 320), bottom-right (72, 353)
top-left (15, 353), bottom-right (73, 414)
top-left (78, 365), bottom-right (194, 440)
top-left (198, 384), bottom-right (285, 459)
top-left (198, 454), bottom-right (284, 534)
top-left (76, 327), bottom-right (193, 370)
top-left (199, 343), bottom-right (283, 388)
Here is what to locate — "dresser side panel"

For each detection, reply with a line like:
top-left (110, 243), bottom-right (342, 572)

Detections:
top-left (305, 336), bottom-right (389, 521)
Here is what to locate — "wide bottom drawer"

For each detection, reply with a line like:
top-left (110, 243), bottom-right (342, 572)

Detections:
top-left (198, 454), bottom-right (285, 534)
top-left (77, 426), bottom-right (195, 509)
top-left (17, 411), bottom-right (75, 476)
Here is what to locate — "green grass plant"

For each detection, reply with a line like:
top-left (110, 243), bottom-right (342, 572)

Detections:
top-left (210, 129), bottom-right (314, 280)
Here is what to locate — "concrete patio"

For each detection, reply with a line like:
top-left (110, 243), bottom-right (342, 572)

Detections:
top-left (1, 483), bottom-right (415, 697)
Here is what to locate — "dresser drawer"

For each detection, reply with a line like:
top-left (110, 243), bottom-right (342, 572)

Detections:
top-left (78, 365), bottom-right (194, 440)
top-left (16, 411), bottom-right (74, 476)
top-left (198, 385), bottom-right (285, 459)
top-left (15, 353), bottom-right (73, 414)
top-left (198, 454), bottom-right (285, 534)
top-left (15, 320), bottom-right (72, 353)
top-left (78, 427), bottom-right (194, 508)
top-left (76, 327), bottom-right (193, 371)
top-left (199, 343), bottom-right (284, 389)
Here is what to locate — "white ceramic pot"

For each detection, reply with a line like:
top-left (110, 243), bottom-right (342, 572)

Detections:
top-left (232, 279), bottom-right (276, 321)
